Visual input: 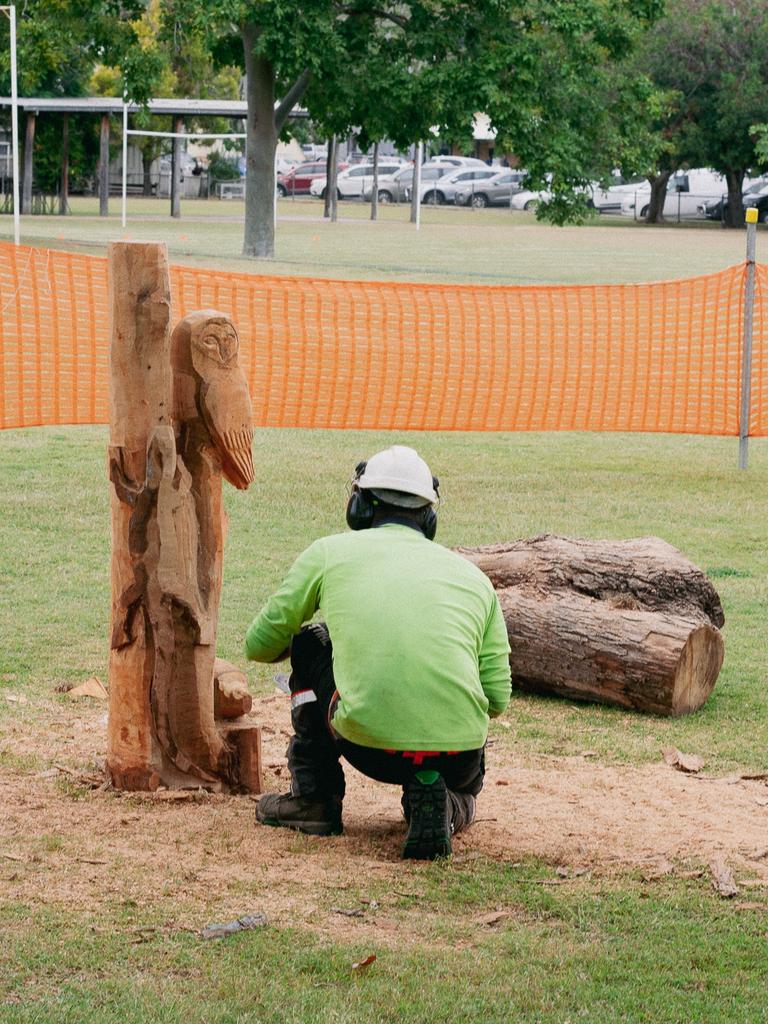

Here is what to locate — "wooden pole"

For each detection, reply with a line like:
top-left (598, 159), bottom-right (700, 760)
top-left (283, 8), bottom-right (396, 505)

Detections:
top-left (370, 141), bottom-right (379, 221)
top-left (106, 242), bottom-right (260, 792)
top-left (21, 110), bottom-right (35, 215)
top-left (329, 136), bottom-right (339, 222)
top-left (410, 141), bottom-right (422, 228)
top-left (170, 116), bottom-right (183, 218)
top-left (107, 241), bottom-right (173, 790)
top-left (98, 113), bottom-right (110, 217)
top-left (59, 114), bottom-right (69, 216)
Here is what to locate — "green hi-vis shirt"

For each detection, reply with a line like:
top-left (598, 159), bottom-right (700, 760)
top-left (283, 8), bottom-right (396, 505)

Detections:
top-left (245, 524), bottom-right (512, 752)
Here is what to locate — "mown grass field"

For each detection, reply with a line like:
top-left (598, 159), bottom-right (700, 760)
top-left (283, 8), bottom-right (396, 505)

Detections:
top-left (2, 214), bottom-right (768, 1022)
top-left (0, 193), bottom-right (756, 283)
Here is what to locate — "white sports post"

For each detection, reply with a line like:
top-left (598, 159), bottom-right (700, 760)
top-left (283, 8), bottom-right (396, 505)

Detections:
top-left (1, 5), bottom-right (20, 244)
top-left (120, 119), bottom-right (246, 225)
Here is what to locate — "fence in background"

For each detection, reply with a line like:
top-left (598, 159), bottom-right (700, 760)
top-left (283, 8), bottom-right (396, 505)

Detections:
top-left (1, 241), bottom-right (766, 437)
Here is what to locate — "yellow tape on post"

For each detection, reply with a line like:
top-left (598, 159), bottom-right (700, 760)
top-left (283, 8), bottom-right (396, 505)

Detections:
top-left (746, 207), bottom-right (759, 224)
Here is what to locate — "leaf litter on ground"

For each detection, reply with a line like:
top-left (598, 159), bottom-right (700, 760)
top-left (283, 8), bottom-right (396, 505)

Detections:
top-left (662, 747), bottom-right (705, 774)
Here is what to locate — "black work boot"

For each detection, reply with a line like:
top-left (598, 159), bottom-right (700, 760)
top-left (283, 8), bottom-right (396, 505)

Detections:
top-left (402, 771), bottom-right (452, 860)
top-left (402, 787), bottom-right (476, 836)
top-left (447, 791), bottom-right (476, 835)
top-left (256, 792), bottom-right (343, 836)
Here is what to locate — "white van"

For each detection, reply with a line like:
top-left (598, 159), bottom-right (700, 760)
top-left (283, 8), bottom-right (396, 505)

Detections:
top-left (620, 169), bottom-right (727, 219)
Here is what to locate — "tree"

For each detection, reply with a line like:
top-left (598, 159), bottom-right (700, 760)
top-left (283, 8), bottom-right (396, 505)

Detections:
top-left (161, 0), bottom-right (663, 257)
top-left (0, 1), bottom-right (156, 205)
top-left (92, 2), bottom-right (240, 196)
top-left (635, 0), bottom-right (768, 227)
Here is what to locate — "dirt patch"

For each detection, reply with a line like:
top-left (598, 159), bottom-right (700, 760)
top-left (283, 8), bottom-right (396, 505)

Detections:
top-left (2, 693), bottom-right (768, 943)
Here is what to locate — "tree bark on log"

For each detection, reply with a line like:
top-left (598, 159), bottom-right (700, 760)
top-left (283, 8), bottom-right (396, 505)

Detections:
top-left (458, 535), bottom-right (724, 716)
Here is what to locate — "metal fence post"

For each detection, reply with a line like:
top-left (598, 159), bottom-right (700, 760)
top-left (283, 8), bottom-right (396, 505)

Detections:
top-left (739, 207), bottom-right (758, 469)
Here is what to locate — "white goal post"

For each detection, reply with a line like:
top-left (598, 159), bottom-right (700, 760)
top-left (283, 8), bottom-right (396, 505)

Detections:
top-left (1, 5), bottom-right (20, 244)
top-left (121, 104), bottom-right (247, 227)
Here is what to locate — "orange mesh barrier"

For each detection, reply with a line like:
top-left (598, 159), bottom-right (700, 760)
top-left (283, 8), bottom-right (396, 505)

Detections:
top-left (1, 241), bottom-right (766, 436)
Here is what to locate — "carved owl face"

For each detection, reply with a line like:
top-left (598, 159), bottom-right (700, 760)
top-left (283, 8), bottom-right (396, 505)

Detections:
top-left (192, 318), bottom-right (240, 372)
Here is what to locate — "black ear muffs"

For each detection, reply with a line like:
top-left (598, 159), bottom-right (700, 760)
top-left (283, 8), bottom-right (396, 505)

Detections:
top-left (345, 464), bottom-right (440, 539)
top-left (346, 461), bottom-right (375, 530)
top-left (420, 475), bottom-right (440, 540)
top-left (346, 485), bottom-right (376, 531)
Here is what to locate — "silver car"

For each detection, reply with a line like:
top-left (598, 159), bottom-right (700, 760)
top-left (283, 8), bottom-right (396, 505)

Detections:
top-left (361, 164), bottom-right (449, 203)
top-left (362, 162), bottom-right (483, 203)
top-left (419, 168), bottom-right (499, 205)
top-left (454, 170), bottom-right (527, 207)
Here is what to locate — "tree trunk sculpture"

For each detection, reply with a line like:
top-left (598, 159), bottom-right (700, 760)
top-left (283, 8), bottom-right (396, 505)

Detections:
top-left (458, 535), bottom-right (725, 716)
top-left (106, 241), bottom-right (260, 791)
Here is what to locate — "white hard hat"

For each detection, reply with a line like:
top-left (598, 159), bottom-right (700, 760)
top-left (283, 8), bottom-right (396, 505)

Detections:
top-left (356, 445), bottom-right (438, 507)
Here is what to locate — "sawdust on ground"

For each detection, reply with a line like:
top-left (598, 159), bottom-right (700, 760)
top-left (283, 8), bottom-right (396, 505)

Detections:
top-left (2, 693), bottom-right (768, 944)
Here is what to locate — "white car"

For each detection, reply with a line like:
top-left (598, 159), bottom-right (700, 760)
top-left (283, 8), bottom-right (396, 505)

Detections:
top-left (423, 155), bottom-right (490, 169)
top-left (590, 176), bottom-right (648, 213)
top-left (419, 167), bottom-right (498, 205)
top-left (619, 169), bottom-right (727, 219)
top-left (309, 162), bottom-right (403, 200)
top-left (510, 188), bottom-right (551, 211)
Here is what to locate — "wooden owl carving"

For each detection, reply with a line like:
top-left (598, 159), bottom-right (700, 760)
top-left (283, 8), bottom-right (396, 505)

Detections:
top-left (171, 310), bottom-right (255, 489)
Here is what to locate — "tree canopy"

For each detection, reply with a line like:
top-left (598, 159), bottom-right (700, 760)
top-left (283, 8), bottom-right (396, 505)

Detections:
top-left (633, 0), bottom-right (768, 226)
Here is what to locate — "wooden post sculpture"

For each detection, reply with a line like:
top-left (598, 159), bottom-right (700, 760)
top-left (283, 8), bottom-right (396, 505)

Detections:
top-left (458, 535), bottom-right (725, 717)
top-left (106, 241), bottom-right (260, 791)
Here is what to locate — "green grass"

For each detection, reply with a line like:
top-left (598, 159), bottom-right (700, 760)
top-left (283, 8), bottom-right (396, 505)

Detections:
top-left (2, 216), bottom-right (768, 1020)
top-left (0, 194), bottom-right (758, 283)
top-left (2, 863), bottom-right (767, 1023)
top-left (1, 426), bottom-right (767, 772)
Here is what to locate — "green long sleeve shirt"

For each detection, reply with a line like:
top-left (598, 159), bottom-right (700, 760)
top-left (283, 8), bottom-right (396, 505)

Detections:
top-left (245, 524), bottom-right (512, 752)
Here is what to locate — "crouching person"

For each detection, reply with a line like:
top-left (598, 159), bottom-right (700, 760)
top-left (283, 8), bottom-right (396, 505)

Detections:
top-left (245, 445), bottom-right (511, 860)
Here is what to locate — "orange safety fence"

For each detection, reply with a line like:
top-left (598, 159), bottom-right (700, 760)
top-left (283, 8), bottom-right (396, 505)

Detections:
top-left (1, 241), bottom-right (767, 436)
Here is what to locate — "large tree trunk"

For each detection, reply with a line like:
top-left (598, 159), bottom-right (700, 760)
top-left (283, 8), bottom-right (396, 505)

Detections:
top-left (459, 535), bottom-right (725, 716)
top-left (59, 114), bottom-right (69, 216)
top-left (21, 111), bottom-right (35, 215)
top-left (724, 168), bottom-right (745, 228)
top-left (170, 117), bottom-right (183, 219)
top-left (142, 151), bottom-right (154, 196)
top-left (242, 25), bottom-right (278, 258)
top-left (644, 169), bottom-right (672, 223)
top-left (241, 25), bottom-right (310, 258)
top-left (99, 114), bottom-right (110, 217)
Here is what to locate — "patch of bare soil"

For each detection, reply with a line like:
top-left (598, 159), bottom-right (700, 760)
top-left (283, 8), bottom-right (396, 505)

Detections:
top-left (2, 693), bottom-right (768, 944)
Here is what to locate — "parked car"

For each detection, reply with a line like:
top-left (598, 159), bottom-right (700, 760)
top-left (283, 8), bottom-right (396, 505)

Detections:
top-left (699, 178), bottom-right (768, 220)
top-left (619, 169), bottom-right (726, 219)
top-left (424, 155), bottom-right (490, 169)
top-left (419, 168), bottom-right (499, 205)
top-left (309, 161), bottom-right (404, 200)
top-left (361, 163), bottom-right (463, 203)
top-left (277, 160), bottom-right (348, 197)
top-left (744, 189), bottom-right (768, 223)
top-left (510, 187), bottom-right (551, 211)
top-left (454, 170), bottom-right (527, 207)
top-left (590, 175), bottom-right (648, 213)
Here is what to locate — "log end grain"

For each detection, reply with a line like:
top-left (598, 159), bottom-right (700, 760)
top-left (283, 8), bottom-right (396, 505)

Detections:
top-left (671, 624), bottom-right (725, 716)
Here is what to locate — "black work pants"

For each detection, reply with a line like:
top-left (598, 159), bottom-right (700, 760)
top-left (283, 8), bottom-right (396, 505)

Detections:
top-left (285, 624), bottom-right (485, 801)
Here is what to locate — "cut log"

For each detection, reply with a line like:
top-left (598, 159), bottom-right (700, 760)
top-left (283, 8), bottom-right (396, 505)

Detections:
top-left (458, 535), bottom-right (725, 716)
top-left (214, 658), bottom-right (253, 719)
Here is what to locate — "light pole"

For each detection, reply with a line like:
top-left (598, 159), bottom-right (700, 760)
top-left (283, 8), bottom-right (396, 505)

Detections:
top-left (1, 5), bottom-right (20, 244)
